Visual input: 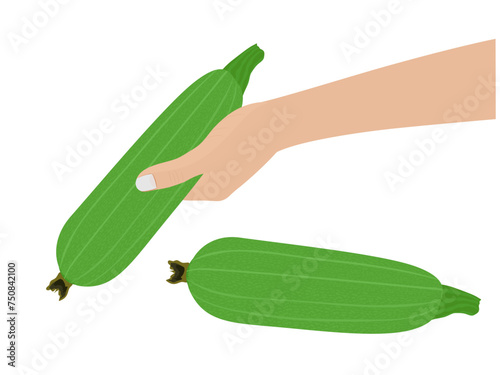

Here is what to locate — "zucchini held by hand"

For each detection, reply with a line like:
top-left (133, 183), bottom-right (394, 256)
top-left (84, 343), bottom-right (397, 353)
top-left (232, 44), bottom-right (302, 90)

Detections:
top-left (47, 45), bottom-right (264, 300)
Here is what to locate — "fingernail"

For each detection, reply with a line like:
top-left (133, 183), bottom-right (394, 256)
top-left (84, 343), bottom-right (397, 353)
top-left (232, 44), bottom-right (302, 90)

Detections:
top-left (136, 174), bottom-right (157, 192)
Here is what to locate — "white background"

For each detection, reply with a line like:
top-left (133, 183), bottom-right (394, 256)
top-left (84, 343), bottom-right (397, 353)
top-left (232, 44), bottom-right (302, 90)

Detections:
top-left (0, 1), bottom-right (498, 374)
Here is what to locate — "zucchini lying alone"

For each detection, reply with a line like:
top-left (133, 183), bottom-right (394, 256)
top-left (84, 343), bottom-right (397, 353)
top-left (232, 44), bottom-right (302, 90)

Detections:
top-left (168, 238), bottom-right (480, 334)
top-left (47, 45), bottom-right (264, 300)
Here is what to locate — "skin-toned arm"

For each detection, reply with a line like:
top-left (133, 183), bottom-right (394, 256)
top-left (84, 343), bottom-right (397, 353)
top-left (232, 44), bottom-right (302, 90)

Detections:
top-left (136, 40), bottom-right (495, 200)
top-left (272, 39), bottom-right (495, 149)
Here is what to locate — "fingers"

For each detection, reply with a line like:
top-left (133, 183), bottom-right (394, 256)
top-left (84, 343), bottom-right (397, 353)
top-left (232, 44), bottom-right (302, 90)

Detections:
top-left (136, 156), bottom-right (203, 192)
top-left (135, 103), bottom-right (265, 195)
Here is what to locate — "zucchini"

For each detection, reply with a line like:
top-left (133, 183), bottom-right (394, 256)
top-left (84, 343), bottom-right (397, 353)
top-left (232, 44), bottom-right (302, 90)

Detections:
top-left (168, 238), bottom-right (480, 334)
top-left (47, 45), bottom-right (264, 300)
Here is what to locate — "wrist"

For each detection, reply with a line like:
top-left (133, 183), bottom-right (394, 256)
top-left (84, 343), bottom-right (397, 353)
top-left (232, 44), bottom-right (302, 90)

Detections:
top-left (246, 98), bottom-right (300, 155)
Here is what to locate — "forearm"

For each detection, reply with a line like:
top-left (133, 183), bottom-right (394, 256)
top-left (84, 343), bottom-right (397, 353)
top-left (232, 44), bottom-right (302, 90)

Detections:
top-left (266, 40), bottom-right (495, 151)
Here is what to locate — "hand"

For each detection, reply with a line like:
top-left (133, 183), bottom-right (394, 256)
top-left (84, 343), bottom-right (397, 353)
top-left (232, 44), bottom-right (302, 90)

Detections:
top-left (136, 40), bottom-right (495, 201)
top-left (136, 102), bottom-right (296, 201)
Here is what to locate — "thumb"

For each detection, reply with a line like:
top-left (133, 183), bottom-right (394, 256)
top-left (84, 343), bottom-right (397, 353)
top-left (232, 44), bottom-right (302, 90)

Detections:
top-left (135, 154), bottom-right (203, 192)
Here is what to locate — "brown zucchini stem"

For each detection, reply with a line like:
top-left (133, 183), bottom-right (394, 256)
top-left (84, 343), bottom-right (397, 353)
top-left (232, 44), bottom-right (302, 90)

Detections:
top-left (167, 261), bottom-right (189, 284)
top-left (46, 273), bottom-right (73, 301)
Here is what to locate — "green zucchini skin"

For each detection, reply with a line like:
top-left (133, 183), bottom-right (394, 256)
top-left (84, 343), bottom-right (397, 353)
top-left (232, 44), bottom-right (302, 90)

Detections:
top-left (184, 238), bottom-right (480, 334)
top-left (56, 46), bottom-right (264, 287)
